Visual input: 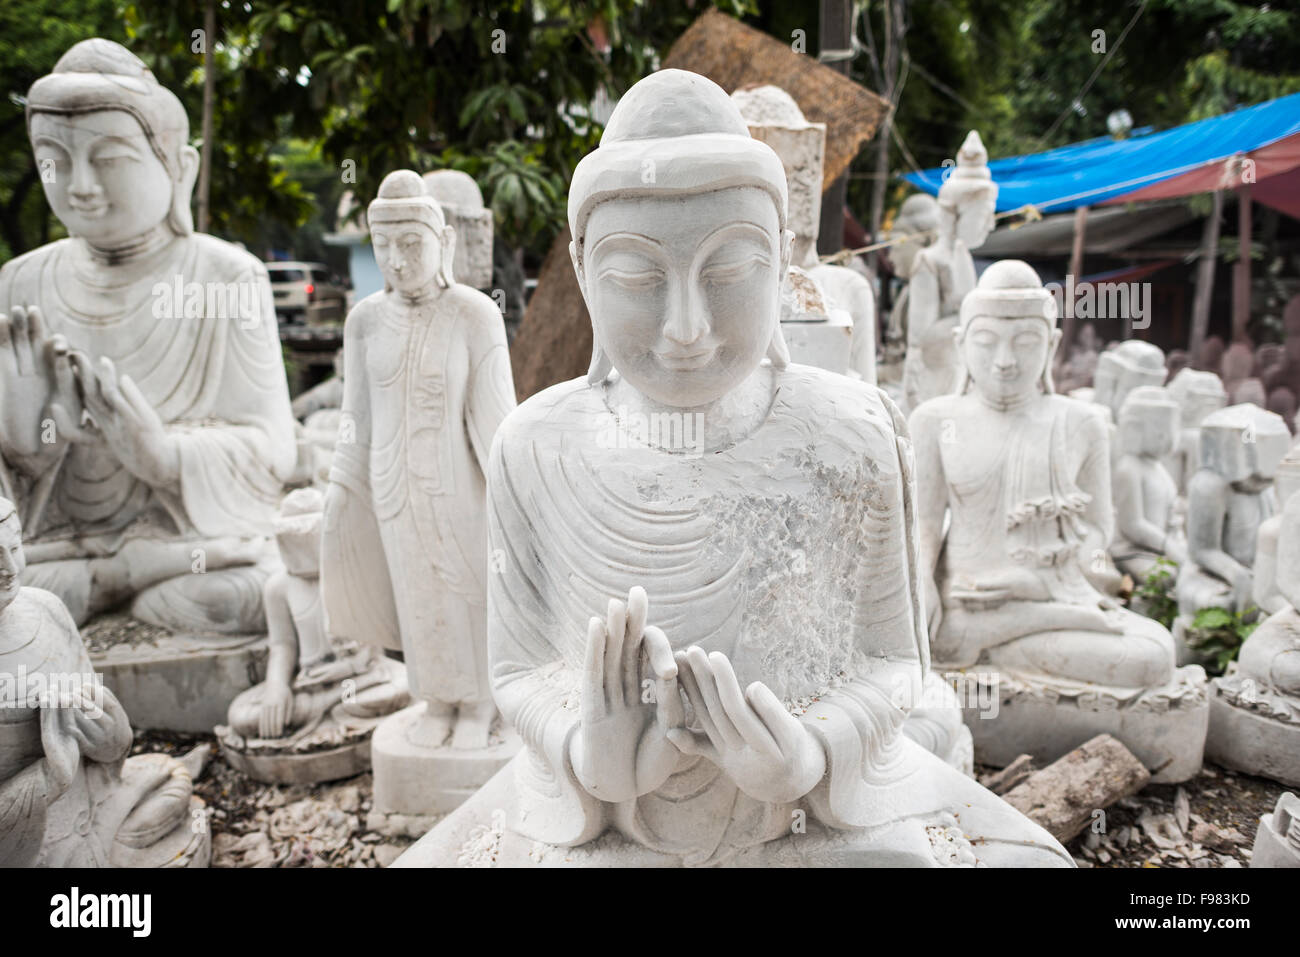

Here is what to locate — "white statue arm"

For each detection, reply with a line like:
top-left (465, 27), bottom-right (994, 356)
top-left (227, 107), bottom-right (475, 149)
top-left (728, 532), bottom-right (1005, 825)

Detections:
top-left (463, 299), bottom-right (517, 477)
top-left (908, 403), bottom-right (949, 637)
top-left (1252, 518), bottom-right (1286, 615)
top-left (803, 392), bottom-right (927, 828)
top-left (320, 304), bottom-right (402, 653)
top-left (1186, 469), bottom-right (1252, 600)
top-left (1074, 408), bottom-right (1116, 548)
top-left (157, 266), bottom-right (297, 536)
top-left (1113, 458), bottom-right (1168, 554)
top-left (907, 257), bottom-right (940, 349)
top-left (256, 571), bottom-right (298, 739)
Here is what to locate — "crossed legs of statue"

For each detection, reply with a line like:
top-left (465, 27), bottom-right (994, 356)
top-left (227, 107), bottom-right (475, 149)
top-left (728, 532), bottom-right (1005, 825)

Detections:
top-left (23, 535), bottom-right (271, 632)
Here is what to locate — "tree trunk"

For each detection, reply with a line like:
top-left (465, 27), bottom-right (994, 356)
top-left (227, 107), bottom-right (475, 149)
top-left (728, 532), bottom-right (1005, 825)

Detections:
top-left (1232, 184), bottom-right (1251, 343)
top-left (865, 0), bottom-right (906, 276)
top-left (1189, 190), bottom-right (1223, 360)
top-left (196, 0), bottom-right (217, 234)
top-left (816, 0), bottom-right (852, 257)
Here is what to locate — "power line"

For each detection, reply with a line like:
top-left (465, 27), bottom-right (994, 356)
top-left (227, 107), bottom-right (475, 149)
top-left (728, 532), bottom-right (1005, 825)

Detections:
top-left (1037, 0), bottom-right (1149, 146)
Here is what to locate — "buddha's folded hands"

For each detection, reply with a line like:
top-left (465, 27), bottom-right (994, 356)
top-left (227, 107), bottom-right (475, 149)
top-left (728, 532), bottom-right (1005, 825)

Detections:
top-left (669, 646), bottom-right (826, 805)
top-left (571, 587), bottom-right (681, 803)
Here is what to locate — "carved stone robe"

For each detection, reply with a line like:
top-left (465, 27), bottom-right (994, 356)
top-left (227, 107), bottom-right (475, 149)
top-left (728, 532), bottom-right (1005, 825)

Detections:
top-left (0, 235), bottom-right (296, 553)
top-left (486, 365), bottom-right (1070, 865)
top-left (322, 285), bottom-right (515, 705)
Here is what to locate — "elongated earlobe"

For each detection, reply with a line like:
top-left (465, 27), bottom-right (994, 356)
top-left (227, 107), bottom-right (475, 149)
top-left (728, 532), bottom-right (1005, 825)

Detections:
top-left (437, 225), bottom-right (457, 288)
top-left (169, 145), bottom-right (199, 236)
top-left (587, 341), bottom-right (613, 385)
top-left (766, 322), bottom-right (790, 369)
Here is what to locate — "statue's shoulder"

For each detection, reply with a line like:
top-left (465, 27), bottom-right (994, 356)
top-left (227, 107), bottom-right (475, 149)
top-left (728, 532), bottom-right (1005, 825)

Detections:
top-left (0, 239), bottom-right (72, 293)
top-left (774, 364), bottom-right (901, 455)
top-left (908, 391), bottom-right (966, 429)
top-left (21, 586), bottom-right (81, 639)
top-left (492, 377), bottom-right (592, 458)
top-left (343, 291), bottom-right (385, 334)
top-left (187, 233), bottom-right (269, 283)
top-left (443, 283), bottom-right (507, 342)
top-left (1051, 393), bottom-right (1108, 435)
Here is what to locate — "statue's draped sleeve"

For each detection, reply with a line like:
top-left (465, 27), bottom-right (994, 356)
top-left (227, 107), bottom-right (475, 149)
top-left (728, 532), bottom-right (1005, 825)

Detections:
top-left (0, 762), bottom-right (48, 867)
top-left (486, 407), bottom-right (606, 846)
top-left (321, 301), bottom-right (402, 653)
top-left (801, 388), bottom-right (930, 829)
top-left (163, 256), bottom-right (296, 537)
top-left (464, 299), bottom-right (516, 478)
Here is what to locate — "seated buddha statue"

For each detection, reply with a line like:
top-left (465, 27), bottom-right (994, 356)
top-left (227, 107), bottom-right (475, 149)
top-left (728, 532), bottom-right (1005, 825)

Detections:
top-left (218, 488), bottom-right (408, 780)
top-left (1206, 479), bottom-right (1300, 785)
top-left (0, 39), bottom-right (296, 633)
top-left (1253, 442), bottom-right (1300, 618)
top-left (397, 71), bottom-right (1070, 868)
top-left (1163, 368), bottom-right (1228, 495)
top-left (909, 261), bottom-right (1206, 781)
top-left (0, 497), bottom-right (208, 867)
top-left (1111, 386), bottom-right (1187, 580)
top-left (1175, 404), bottom-right (1291, 639)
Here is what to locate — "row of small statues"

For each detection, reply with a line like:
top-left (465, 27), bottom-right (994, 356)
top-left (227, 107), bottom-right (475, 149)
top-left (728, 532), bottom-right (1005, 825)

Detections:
top-left (1, 41), bottom-right (1297, 868)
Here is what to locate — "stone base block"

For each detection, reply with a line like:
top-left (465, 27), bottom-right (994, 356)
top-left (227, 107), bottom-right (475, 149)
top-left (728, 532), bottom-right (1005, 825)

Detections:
top-left (367, 702), bottom-right (520, 838)
top-left (1206, 680), bottom-right (1300, 787)
top-left (111, 796), bottom-right (212, 868)
top-left (92, 630), bottom-right (267, 733)
top-left (1249, 793), bottom-right (1299, 868)
top-left (216, 721), bottom-right (378, 787)
top-left (961, 666), bottom-right (1209, 784)
top-left (781, 313), bottom-right (853, 375)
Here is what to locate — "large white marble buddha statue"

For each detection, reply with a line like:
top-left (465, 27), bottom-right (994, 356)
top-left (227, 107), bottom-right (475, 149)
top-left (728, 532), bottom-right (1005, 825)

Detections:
top-left (321, 170), bottom-right (516, 769)
top-left (0, 39), bottom-right (296, 633)
top-left (909, 261), bottom-right (1206, 781)
top-left (399, 71), bottom-right (1070, 868)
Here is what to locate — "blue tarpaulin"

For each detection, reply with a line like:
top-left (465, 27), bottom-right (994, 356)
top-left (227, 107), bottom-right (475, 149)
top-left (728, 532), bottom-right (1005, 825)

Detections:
top-left (903, 92), bottom-right (1300, 214)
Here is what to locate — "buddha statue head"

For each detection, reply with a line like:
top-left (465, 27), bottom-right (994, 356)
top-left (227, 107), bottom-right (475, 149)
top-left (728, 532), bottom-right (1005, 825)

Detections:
top-left (954, 259), bottom-right (1059, 405)
top-left (1094, 340), bottom-right (1166, 418)
top-left (1118, 386), bottom-right (1179, 459)
top-left (273, 487), bottom-right (323, 581)
top-left (1167, 367), bottom-right (1227, 428)
top-left (886, 193), bottom-right (941, 280)
top-left (422, 169), bottom-right (493, 289)
top-left (369, 169), bottom-right (455, 297)
top-left (568, 69), bottom-right (792, 408)
top-left (937, 131), bottom-right (997, 251)
top-left (0, 497), bottom-right (24, 612)
top-left (27, 39), bottom-right (198, 246)
top-left (1198, 404), bottom-right (1291, 492)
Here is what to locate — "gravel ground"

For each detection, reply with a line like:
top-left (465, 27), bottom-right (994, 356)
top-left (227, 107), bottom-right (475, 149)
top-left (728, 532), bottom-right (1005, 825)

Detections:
top-left (133, 731), bottom-right (414, 868)
top-left (137, 730), bottom-right (1283, 868)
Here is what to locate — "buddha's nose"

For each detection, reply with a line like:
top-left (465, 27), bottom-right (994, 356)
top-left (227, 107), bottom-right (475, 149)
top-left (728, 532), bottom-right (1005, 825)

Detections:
top-left (68, 159), bottom-right (103, 201)
top-left (662, 281), bottom-right (708, 346)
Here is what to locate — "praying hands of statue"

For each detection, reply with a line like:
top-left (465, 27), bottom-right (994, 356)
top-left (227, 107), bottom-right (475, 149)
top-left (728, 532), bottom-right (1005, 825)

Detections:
top-left (39, 685), bottom-right (131, 796)
top-left (0, 306), bottom-right (83, 470)
top-left (72, 353), bottom-right (181, 489)
top-left (570, 586), bottom-right (683, 804)
top-left (668, 647), bottom-right (826, 805)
